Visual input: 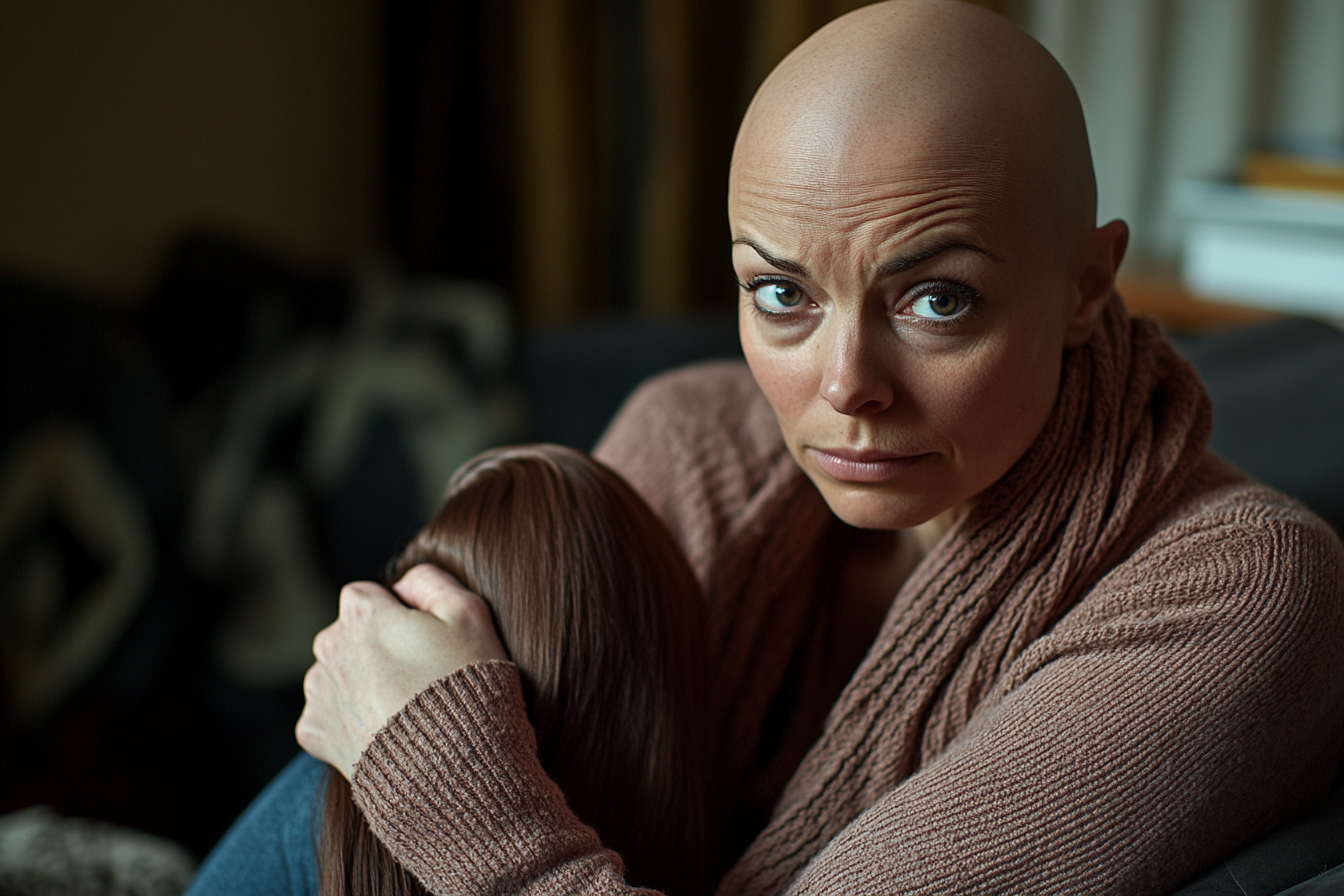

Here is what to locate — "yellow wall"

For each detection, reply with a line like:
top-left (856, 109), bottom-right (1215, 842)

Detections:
top-left (0, 0), bottom-right (381, 304)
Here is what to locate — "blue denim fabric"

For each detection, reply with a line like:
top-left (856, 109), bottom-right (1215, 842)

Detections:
top-left (185, 752), bottom-right (326, 896)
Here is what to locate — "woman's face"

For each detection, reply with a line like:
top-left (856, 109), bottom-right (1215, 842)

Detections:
top-left (731, 153), bottom-right (1095, 531)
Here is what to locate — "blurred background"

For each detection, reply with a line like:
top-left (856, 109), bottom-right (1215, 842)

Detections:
top-left (2, 0), bottom-right (1344, 874)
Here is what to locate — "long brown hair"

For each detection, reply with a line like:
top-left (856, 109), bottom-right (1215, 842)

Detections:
top-left (319, 444), bottom-right (712, 895)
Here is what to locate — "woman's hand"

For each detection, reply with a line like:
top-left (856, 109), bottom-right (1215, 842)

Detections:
top-left (296, 564), bottom-right (508, 779)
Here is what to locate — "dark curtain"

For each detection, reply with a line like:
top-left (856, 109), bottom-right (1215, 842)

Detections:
top-left (384, 0), bottom-right (519, 294)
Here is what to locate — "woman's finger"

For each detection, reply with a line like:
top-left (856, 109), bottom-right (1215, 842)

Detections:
top-left (391, 564), bottom-right (472, 618)
top-left (392, 565), bottom-right (509, 664)
top-left (297, 662), bottom-right (356, 777)
top-left (338, 579), bottom-right (398, 625)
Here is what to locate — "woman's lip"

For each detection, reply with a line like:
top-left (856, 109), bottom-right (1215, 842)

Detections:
top-left (808, 447), bottom-right (929, 483)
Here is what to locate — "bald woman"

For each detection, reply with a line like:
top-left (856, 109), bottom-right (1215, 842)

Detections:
top-left (193, 2), bottom-right (1344, 894)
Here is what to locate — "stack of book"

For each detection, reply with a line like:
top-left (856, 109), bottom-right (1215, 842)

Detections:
top-left (1177, 150), bottom-right (1344, 318)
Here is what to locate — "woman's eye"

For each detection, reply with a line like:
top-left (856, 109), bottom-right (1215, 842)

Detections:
top-left (907, 287), bottom-right (970, 320)
top-left (751, 281), bottom-right (805, 312)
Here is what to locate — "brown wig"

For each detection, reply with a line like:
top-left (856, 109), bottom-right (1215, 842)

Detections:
top-left (319, 444), bottom-right (713, 896)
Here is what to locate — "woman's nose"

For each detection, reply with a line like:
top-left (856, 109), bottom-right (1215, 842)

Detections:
top-left (818, 317), bottom-right (895, 416)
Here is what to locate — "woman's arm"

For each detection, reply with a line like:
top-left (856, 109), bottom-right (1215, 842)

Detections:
top-left (737, 509), bottom-right (1344, 896)
top-left (346, 508), bottom-right (1344, 896)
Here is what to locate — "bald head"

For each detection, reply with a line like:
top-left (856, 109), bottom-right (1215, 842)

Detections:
top-left (731, 0), bottom-right (1096, 257)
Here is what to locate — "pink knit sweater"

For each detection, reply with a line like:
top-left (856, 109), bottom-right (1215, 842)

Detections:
top-left (352, 303), bottom-right (1344, 895)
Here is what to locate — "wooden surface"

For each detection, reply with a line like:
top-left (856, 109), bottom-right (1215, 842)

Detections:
top-left (1116, 274), bottom-right (1277, 332)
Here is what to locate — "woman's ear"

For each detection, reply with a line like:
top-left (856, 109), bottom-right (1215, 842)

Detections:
top-left (1064, 219), bottom-right (1129, 347)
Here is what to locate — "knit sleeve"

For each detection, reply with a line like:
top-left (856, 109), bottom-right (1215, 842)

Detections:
top-left (773, 501), bottom-right (1344, 896)
top-left (351, 660), bottom-right (660, 896)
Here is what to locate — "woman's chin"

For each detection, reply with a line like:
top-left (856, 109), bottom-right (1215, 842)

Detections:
top-left (815, 484), bottom-right (950, 532)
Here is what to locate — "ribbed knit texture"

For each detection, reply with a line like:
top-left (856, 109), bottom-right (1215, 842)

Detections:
top-left (351, 661), bottom-right (642, 896)
top-left (353, 297), bottom-right (1344, 896)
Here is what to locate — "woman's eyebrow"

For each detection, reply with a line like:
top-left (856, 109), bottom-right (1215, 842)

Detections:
top-left (733, 237), bottom-right (1002, 279)
top-left (732, 238), bottom-right (810, 278)
top-left (877, 240), bottom-right (1003, 275)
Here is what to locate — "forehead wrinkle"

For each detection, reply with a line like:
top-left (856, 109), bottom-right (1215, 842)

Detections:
top-left (732, 169), bottom-right (1010, 265)
top-left (732, 205), bottom-right (1001, 289)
